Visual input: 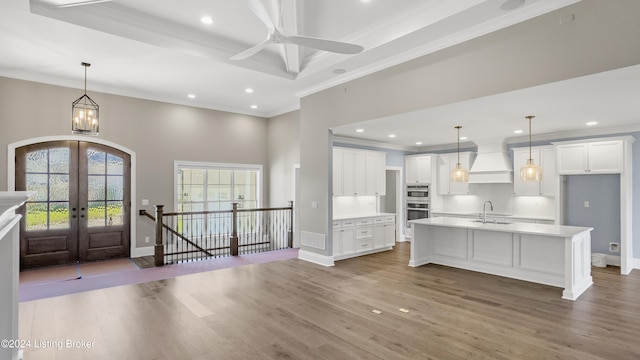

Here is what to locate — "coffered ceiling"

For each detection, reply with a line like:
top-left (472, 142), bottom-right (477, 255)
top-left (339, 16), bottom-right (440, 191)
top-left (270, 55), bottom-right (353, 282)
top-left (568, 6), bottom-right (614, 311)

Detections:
top-left (1, 0), bottom-right (580, 118)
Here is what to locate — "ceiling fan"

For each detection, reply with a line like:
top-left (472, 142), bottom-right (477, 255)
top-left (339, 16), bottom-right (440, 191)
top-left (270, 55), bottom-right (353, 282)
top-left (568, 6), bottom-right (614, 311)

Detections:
top-left (50, 0), bottom-right (112, 8)
top-left (231, 0), bottom-right (364, 61)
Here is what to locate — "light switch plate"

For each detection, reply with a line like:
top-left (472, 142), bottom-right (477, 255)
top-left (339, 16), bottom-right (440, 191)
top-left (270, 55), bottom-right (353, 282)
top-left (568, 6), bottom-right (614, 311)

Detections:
top-left (584, 201), bottom-right (589, 208)
top-left (142, 199), bottom-right (149, 206)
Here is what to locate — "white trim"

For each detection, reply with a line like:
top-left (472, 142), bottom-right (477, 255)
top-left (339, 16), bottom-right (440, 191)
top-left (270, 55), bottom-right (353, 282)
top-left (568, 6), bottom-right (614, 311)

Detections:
top-left (298, 249), bottom-right (335, 267)
top-left (131, 245), bottom-right (154, 258)
top-left (333, 135), bottom-right (417, 152)
top-left (605, 254), bottom-right (621, 267)
top-left (292, 164), bottom-right (300, 248)
top-left (173, 160), bottom-right (263, 212)
top-left (7, 135), bottom-right (137, 259)
top-left (632, 258), bottom-right (640, 271)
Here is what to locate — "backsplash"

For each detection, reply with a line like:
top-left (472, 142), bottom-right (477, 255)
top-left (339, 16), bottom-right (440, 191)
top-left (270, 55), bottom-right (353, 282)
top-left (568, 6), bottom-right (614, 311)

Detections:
top-left (439, 183), bottom-right (555, 219)
top-left (333, 196), bottom-right (377, 218)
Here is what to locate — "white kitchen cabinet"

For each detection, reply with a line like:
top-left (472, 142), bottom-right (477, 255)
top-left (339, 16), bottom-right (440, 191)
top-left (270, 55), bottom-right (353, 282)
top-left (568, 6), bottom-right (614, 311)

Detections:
top-left (512, 146), bottom-right (556, 196)
top-left (556, 140), bottom-right (623, 174)
top-left (374, 215), bottom-right (396, 248)
top-left (332, 148), bottom-right (344, 196)
top-left (405, 155), bottom-right (432, 184)
top-left (437, 152), bottom-right (473, 195)
top-left (366, 151), bottom-right (386, 196)
top-left (355, 218), bottom-right (374, 253)
top-left (333, 147), bottom-right (386, 196)
top-left (333, 220), bottom-right (355, 257)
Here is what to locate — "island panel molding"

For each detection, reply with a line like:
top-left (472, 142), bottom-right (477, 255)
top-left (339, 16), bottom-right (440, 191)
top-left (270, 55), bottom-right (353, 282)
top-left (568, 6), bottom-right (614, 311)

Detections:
top-left (409, 217), bottom-right (593, 301)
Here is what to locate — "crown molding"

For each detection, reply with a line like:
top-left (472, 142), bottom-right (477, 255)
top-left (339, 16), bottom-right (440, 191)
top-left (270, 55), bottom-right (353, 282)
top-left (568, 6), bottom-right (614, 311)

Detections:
top-left (332, 136), bottom-right (417, 152)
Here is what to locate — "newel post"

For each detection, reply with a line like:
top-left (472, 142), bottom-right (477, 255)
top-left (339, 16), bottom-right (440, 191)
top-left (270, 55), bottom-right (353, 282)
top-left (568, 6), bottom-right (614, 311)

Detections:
top-left (154, 204), bottom-right (164, 267)
top-left (288, 200), bottom-right (294, 248)
top-left (231, 202), bottom-right (239, 256)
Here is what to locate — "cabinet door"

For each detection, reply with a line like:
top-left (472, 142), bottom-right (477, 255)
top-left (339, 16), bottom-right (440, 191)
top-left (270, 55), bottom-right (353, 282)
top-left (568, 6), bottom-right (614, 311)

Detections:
top-left (417, 156), bottom-right (432, 183)
top-left (373, 224), bottom-right (385, 249)
top-left (513, 149), bottom-right (541, 195)
top-left (332, 228), bottom-right (342, 256)
top-left (405, 157), bottom-right (418, 184)
top-left (354, 151), bottom-right (367, 195)
top-left (341, 226), bottom-right (356, 256)
top-left (540, 147), bottom-right (556, 196)
top-left (332, 148), bottom-right (343, 196)
top-left (588, 141), bottom-right (623, 173)
top-left (437, 155), bottom-right (450, 195)
top-left (366, 152), bottom-right (386, 196)
top-left (449, 154), bottom-right (470, 195)
top-left (384, 222), bottom-right (395, 247)
top-left (557, 143), bottom-right (588, 174)
top-left (342, 149), bottom-right (356, 195)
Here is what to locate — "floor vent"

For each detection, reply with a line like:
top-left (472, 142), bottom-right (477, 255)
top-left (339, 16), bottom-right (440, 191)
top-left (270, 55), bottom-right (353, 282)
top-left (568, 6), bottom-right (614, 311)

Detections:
top-left (301, 231), bottom-right (326, 250)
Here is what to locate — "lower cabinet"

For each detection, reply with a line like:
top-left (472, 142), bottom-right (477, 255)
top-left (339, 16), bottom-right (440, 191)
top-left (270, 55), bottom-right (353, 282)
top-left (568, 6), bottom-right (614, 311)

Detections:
top-left (334, 215), bottom-right (396, 260)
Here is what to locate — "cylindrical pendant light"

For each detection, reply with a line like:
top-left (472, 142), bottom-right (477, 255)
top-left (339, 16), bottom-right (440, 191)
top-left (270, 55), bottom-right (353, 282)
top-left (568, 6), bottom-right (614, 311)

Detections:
top-left (451, 125), bottom-right (468, 182)
top-left (520, 115), bottom-right (542, 182)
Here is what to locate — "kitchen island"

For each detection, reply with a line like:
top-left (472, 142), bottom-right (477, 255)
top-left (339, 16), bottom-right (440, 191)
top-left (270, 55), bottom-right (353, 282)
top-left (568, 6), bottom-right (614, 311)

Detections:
top-left (409, 217), bottom-right (593, 301)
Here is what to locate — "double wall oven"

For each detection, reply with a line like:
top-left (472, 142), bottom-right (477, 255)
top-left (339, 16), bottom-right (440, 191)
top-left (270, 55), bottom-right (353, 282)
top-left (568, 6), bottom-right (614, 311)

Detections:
top-left (406, 184), bottom-right (429, 227)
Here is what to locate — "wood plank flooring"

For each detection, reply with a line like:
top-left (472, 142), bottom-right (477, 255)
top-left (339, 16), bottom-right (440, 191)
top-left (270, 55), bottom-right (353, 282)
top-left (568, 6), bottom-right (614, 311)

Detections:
top-left (19, 242), bottom-right (640, 359)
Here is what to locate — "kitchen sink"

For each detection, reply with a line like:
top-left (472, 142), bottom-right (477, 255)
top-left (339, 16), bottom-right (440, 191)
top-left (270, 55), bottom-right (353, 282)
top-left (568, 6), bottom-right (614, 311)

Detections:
top-left (469, 219), bottom-right (512, 225)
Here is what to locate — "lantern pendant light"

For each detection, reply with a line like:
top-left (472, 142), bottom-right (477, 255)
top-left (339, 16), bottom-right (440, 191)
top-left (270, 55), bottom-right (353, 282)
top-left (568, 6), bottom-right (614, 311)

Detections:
top-left (72, 62), bottom-right (99, 135)
top-left (520, 115), bottom-right (542, 182)
top-left (450, 125), bottom-right (468, 182)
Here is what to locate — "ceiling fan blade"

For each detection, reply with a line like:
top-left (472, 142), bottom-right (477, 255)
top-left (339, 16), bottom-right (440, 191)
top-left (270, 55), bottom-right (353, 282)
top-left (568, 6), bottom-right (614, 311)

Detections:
top-left (230, 36), bottom-right (271, 60)
top-left (285, 35), bottom-right (364, 55)
top-left (57, 0), bottom-right (112, 8)
top-left (247, 0), bottom-right (275, 32)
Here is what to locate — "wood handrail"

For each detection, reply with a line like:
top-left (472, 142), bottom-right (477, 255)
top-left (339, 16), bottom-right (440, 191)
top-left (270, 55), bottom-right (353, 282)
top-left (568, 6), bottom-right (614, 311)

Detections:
top-left (140, 209), bottom-right (214, 258)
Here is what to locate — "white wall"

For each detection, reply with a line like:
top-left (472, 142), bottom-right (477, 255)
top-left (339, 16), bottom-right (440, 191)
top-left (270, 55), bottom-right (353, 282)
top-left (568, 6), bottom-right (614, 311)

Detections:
top-left (267, 110), bottom-right (300, 207)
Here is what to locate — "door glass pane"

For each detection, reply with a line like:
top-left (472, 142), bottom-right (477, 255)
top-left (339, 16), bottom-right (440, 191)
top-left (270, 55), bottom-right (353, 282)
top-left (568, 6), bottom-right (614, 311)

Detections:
top-left (49, 202), bottom-right (70, 229)
top-left (49, 148), bottom-right (70, 173)
top-left (88, 201), bottom-right (106, 227)
top-left (106, 154), bottom-right (123, 175)
top-left (106, 201), bottom-right (124, 226)
top-left (87, 149), bottom-right (106, 174)
top-left (25, 203), bottom-right (47, 231)
top-left (26, 150), bottom-right (48, 173)
top-left (26, 174), bottom-right (48, 201)
top-left (88, 175), bottom-right (106, 201)
top-left (107, 176), bottom-right (124, 200)
top-left (49, 175), bottom-right (69, 201)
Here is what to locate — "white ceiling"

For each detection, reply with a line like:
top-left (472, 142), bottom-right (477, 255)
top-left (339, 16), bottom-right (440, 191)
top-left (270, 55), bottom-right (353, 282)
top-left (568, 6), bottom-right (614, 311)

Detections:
top-left (333, 63), bottom-right (640, 149)
top-left (0, 0), bottom-right (581, 121)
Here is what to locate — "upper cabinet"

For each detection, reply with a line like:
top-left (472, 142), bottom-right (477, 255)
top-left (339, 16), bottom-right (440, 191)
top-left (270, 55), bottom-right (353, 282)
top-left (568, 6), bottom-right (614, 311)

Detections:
top-left (437, 152), bottom-right (474, 195)
top-left (405, 155), bottom-right (432, 184)
top-left (556, 140), bottom-right (623, 174)
top-left (333, 147), bottom-right (386, 196)
top-left (512, 146), bottom-right (556, 196)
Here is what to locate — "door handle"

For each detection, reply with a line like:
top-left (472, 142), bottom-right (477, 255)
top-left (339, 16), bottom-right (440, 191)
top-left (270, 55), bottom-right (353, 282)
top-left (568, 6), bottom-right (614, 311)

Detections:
top-left (72, 215), bottom-right (77, 218)
top-left (80, 215), bottom-right (85, 218)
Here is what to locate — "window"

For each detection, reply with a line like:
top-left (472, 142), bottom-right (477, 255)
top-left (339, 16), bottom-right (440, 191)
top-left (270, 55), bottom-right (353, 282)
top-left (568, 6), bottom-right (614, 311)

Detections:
top-left (175, 162), bottom-right (261, 213)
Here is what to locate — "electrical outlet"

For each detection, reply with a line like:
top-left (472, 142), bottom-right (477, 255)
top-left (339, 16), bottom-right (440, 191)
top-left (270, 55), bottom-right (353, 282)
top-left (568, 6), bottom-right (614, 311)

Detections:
top-left (609, 242), bottom-right (620, 253)
top-left (145, 236), bottom-right (150, 244)
top-left (311, 201), bottom-right (318, 209)
top-left (584, 201), bottom-right (589, 208)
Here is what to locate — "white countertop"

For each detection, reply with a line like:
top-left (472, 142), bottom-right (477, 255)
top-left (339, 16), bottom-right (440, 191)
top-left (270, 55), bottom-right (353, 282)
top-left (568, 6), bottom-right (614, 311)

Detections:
top-left (410, 217), bottom-right (592, 238)
top-left (431, 210), bottom-right (555, 222)
top-left (334, 212), bottom-right (396, 221)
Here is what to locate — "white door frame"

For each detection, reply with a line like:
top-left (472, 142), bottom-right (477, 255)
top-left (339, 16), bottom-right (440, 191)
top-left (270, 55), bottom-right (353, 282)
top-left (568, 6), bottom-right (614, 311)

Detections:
top-left (7, 135), bottom-right (139, 257)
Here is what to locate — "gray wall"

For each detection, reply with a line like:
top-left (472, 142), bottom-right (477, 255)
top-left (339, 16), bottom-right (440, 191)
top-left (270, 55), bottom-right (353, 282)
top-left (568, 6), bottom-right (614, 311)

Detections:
top-left (564, 175), bottom-right (621, 255)
top-left (267, 110), bottom-right (300, 207)
top-left (0, 76), bottom-right (269, 251)
top-left (332, 142), bottom-right (413, 167)
top-left (298, 0), bottom-right (640, 256)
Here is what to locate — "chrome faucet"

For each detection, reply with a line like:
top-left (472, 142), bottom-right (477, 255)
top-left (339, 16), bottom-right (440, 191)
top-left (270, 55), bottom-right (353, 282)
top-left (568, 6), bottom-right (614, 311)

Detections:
top-left (482, 200), bottom-right (494, 223)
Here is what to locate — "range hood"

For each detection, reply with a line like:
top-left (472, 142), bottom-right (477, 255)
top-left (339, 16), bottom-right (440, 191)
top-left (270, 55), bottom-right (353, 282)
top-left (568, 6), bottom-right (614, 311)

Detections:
top-left (468, 138), bottom-right (513, 183)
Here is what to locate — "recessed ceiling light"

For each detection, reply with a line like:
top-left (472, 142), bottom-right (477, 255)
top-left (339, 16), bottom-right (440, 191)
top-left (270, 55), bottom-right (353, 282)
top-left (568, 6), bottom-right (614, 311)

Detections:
top-left (187, 94), bottom-right (196, 99)
top-left (251, 105), bottom-right (258, 109)
top-left (356, 129), bottom-right (364, 133)
top-left (361, 0), bottom-right (371, 3)
top-left (586, 121), bottom-right (598, 126)
top-left (200, 15), bottom-right (213, 25)
top-left (459, 136), bottom-right (467, 140)
top-left (416, 141), bottom-right (422, 145)
top-left (388, 134), bottom-right (396, 138)
top-left (245, 88), bottom-right (254, 94)
top-left (514, 129), bottom-right (523, 134)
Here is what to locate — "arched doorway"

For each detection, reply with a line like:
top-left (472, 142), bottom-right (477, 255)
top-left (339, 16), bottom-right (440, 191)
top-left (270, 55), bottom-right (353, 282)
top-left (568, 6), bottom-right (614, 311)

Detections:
top-left (14, 140), bottom-right (132, 269)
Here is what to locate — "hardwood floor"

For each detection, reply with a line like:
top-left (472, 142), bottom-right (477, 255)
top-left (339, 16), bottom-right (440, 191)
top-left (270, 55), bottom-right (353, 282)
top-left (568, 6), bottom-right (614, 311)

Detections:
top-left (19, 242), bottom-right (640, 359)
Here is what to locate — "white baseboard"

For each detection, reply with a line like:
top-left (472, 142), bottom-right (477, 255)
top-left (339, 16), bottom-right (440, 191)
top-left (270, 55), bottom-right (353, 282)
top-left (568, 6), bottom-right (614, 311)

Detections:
top-left (632, 257), bottom-right (640, 271)
top-left (605, 254), bottom-right (621, 267)
top-left (131, 246), bottom-right (154, 258)
top-left (298, 249), bottom-right (334, 267)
